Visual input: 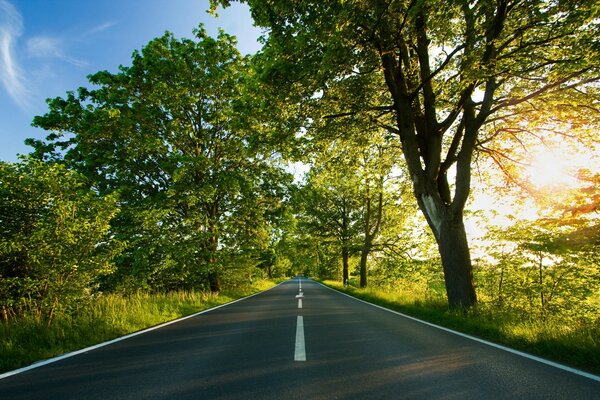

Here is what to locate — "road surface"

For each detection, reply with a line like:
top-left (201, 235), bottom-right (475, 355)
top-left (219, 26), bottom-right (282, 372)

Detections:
top-left (1, 278), bottom-right (598, 399)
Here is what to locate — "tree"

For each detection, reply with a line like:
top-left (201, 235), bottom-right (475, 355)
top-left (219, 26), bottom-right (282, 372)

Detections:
top-left (356, 140), bottom-right (399, 288)
top-left (29, 28), bottom-right (290, 292)
top-left (0, 159), bottom-right (120, 325)
top-left (214, 0), bottom-right (599, 308)
top-left (299, 164), bottom-right (362, 283)
top-left (481, 217), bottom-right (599, 318)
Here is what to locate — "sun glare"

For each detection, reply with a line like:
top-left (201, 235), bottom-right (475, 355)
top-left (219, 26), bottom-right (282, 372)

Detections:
top-left (525, 146), bottom-right (583, 190)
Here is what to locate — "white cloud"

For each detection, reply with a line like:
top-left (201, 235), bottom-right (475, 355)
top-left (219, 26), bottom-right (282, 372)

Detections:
top-left (0, 0), bottom-right (91, 111)
top-left (87, 21), bottom-right (116, 35)
top-left (0, 0), bottom-right (32, 109)
top-left (26, 36), bottom-right (87, 67)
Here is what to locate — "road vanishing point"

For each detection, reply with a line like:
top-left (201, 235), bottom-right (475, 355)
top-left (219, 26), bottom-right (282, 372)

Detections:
top-left (1, 278), bottom-right (599, 399)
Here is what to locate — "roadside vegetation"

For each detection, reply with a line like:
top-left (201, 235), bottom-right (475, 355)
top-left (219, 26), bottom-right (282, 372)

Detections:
top-left (1, 0), bottom-right (598, 380)
top-left (0, 281), bottom-right (275, 374)
top-left (323, 279), bottom-right (600, 375)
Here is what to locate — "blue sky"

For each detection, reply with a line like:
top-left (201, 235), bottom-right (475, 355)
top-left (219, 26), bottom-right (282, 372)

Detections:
top-left (0, 0), bottom-right (263, 162)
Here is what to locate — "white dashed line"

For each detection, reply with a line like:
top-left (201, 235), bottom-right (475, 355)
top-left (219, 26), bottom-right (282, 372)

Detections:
top-left (294, 316), bottom-right (306, 361)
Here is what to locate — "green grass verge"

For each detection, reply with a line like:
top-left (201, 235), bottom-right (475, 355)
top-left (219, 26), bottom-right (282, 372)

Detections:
top-left (0, 280), bottom-right (276, 374)
top-left (321, 280), bottom-right (600, 376)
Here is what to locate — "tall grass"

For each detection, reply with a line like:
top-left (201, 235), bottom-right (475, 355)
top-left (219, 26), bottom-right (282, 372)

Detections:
top-left (0, 280), bottom-right (276, 374)
top-left (323, 280), bottom-right (600, 375)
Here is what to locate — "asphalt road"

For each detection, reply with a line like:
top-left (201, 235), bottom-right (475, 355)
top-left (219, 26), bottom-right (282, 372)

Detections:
top-left (1, 278), bottom-right (598, 399)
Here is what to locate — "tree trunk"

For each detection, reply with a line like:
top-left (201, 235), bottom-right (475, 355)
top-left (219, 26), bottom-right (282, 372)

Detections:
top-left (436, 214), bottom-right (477, 308)
top-left (208, 271), bottom-right (221, 292)
top-left (208, 233), bottom-right (220, 292)
top-left (360, 191), bottom-right (371, 289)
top-left (342, 246), bottom-right (349, 284)
top-left (359, 243), bottom-right (369, 288)
top-left (360, 188), bottom-right (382, 288)
top-left (205, 201), bottom-right (220, 292)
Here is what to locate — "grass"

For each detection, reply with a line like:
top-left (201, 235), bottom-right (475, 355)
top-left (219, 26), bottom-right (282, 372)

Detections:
top-left (322, 280), bottom-right (600, 375)
top-left (0, 280), bottom-right (276, 374)
top-left (4, 278), bottom-right (597, 377)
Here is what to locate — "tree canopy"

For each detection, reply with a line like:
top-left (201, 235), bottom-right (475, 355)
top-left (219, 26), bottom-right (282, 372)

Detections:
top-left (1, 2), bottom-right (598, 324)
top-left (213, 0), bottom-right (600, 307)
top-left (28, 27), bottom-right (292, 294)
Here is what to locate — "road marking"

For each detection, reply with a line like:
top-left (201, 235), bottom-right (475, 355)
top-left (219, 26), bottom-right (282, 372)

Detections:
top-left (0, 282), bottom-right (286, 381)
top-left (318, 282), bottom-right (600, 383)
top-left (298, 298), bottom-right (303, 309)
top-left (294, 316), bottom-right (306, 361)
top-left (296, 292), bottom-right (304, 298)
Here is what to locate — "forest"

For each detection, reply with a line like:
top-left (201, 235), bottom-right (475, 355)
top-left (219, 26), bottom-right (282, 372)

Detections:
top-left (1, 0), bottom-right (599, 372)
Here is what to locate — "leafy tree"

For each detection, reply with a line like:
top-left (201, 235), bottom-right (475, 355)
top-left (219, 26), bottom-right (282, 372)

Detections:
top-left (481, 218), bottom-right (599, 318)
top-left (213, 0), bottom-right (600, 307)
top-left (0, 159), bottom-right (120, 325)
top-left (29, 28), bottom-right (290, 292)
top-left (355, 138), bottom-right (407, 288)
top-left (299, 164), bottom-right (362, 283)
top-left (295, 130), bottom-right (415, 286)
top-left (298, 80), bottom-right (411, 286)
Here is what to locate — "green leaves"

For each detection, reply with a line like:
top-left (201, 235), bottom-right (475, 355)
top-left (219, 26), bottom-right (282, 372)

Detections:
top-left (28, 27), bottom-right (293, 293)
top-left (0, 159), bottom-right (121, 324)
top-left (480, 217), bottom-right (599, 318)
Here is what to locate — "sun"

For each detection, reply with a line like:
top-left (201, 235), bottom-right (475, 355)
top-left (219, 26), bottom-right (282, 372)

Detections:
top-left (524, 145), bottom-right (587, 190)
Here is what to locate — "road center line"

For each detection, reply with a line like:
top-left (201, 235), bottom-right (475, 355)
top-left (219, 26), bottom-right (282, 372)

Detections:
top-left (298, 298), bottom-right (303, 309)
top-left (294, 316), bottom-right (306, 361)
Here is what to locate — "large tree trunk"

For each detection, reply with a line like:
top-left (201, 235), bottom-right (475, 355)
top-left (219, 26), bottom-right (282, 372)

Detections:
top-left (417, 192), bottom-right (477, 308)
top-left (437, 215), bottom-right (477, 308)
top-left (375, 0), bottom-right (496, 310)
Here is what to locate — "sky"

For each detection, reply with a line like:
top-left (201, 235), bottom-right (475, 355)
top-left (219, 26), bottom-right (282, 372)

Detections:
top-left (0, 0), bottom-right (263, 162)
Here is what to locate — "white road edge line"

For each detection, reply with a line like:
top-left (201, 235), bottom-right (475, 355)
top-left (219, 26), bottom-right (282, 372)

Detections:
top-left (294, 316), bottom-right (306, 361)
top-left (318, 282), bottom-right (600, 382)
top-left (0, 281), bottom-right (287, 381)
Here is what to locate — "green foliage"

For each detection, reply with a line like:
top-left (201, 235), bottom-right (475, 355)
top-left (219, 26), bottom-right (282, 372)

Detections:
top-left (219, 0), bottom-right (599, 308)
top-left (0, 280), bottom-right (276, 374)
top-left (477, 218), bottom-right (600, 320)
top-left (0, 159), bottom-right (121, 325)
top-left (324, 281), bottom-right (600, 374)
top-left (29, 28), bottom-right (293, 292)
top-left (1, 2), bottom-right (597, 373)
